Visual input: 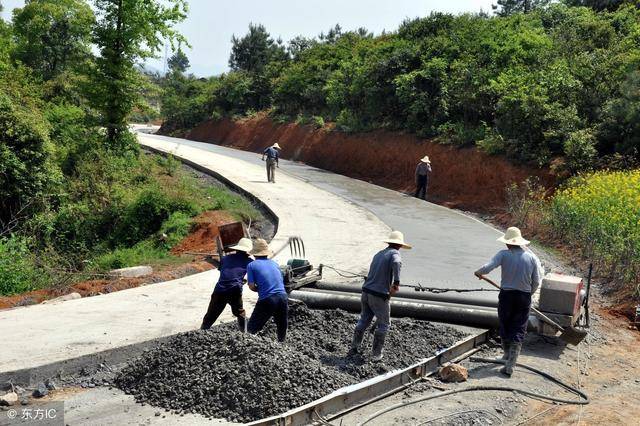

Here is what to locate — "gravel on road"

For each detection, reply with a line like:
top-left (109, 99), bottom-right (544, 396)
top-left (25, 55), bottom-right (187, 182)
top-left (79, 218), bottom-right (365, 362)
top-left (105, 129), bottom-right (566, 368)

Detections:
top-left (115, 302), bottom-right (467, 422)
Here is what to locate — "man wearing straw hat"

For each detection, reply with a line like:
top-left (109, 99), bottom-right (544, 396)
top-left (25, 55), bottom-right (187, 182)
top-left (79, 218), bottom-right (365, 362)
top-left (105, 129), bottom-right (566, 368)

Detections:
top-left (246, 238), bottom-right (289, 342)
top-left (415, 155), bottom-right (432, 200)
top-left (261, 142), bottom-right (281, 183)
top-left (348, 230), bottom-right (412, 361)
top-left (474, 227), bottom-right (542, 377)
top-left (200, 237), bottom-right (254, 331)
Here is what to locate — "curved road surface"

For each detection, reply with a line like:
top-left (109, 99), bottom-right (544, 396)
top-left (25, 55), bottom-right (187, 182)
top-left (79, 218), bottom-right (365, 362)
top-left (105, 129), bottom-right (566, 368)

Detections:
top-left (138, 132), bottom-right (504, 297)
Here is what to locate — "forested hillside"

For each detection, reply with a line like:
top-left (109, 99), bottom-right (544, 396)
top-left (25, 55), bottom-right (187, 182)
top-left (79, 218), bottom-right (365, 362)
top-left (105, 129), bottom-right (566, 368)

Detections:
top-left (162, 3), bottom-right (640, 173)
top-left (0, 0), bottom-right (258, 297)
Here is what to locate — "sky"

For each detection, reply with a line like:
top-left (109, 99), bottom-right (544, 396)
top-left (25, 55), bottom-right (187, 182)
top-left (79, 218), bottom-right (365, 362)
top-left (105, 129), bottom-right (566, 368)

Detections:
top-left (1, 0), bottom-right (494, 77)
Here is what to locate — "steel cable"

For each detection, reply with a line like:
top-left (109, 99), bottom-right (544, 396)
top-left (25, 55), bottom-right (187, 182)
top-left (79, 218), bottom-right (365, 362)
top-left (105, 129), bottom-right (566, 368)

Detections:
top-left (320, 264), bottom-right (498, 293)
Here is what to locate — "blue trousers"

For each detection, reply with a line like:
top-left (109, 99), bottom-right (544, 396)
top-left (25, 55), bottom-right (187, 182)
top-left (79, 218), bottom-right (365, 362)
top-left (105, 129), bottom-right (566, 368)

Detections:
top-left (498, 290), bottom-right (531, 343)
top-left (247, 293), bottom-right (288, 342)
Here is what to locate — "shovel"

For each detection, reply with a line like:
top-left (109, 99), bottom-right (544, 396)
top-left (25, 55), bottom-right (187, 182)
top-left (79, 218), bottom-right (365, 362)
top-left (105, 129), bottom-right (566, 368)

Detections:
top-left (478, 275), bottom-right (588, 346)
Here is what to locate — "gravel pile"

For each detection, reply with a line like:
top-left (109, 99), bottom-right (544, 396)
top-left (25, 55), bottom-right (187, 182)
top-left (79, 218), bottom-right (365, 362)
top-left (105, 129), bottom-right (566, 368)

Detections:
top-left (115, 303), bottom-right (467, 422)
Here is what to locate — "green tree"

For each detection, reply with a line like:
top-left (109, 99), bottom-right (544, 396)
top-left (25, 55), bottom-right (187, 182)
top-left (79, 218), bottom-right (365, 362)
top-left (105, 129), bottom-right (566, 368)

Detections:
top-left (0, 89), bottom-right (60, 225)
top-left (599, 71), bottom-right (640, 156)
top-left (0, 8), bottom-right (11, 66)
top-left (229, 23), bottom-right (287, 73)
top-left (287, 36), bottom-right (316, 60)
top-left (492, 0), bottom-right (549, 16)
top-left (168, 49), bottom-right (189, 74)
top-left (563, 0), bottom-right (628, 11)
top-left (89, 0), bottom-right (187, 150)
top-left (11, 0), bottom-right (95, 80)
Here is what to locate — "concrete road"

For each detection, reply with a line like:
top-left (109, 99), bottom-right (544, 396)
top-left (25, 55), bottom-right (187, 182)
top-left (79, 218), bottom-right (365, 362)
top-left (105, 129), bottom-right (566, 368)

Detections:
top-left (138, 132), bottom-right (505, 297)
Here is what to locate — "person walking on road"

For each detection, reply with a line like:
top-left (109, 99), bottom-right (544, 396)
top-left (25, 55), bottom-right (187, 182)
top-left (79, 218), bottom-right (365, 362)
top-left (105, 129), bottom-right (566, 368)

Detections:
top-left (348, 231), bottom-right (412, 361)
top-left (246, 238), bottom-right (289, 342)
top-left (414, 155), bottom-right (432, 200)
top-left (200, 238), bottom-right (253, 331)
top-left (261, 142), bottom-right (281, 183)
top-left (474, 227), bottom-right (542, 377)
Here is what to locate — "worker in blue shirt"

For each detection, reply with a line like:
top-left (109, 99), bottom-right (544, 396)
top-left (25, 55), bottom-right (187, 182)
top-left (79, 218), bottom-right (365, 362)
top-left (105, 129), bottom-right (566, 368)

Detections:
top-left (246, 238), bottom-right (289, 342)
top-left (475, 227), bottom-right (543, 377)
top-left (348, 231), bottom-right (412, 361)
top-left (261, 142), bottom-right (281, 183)
top-left (200, 238), bottom-right (253, 331)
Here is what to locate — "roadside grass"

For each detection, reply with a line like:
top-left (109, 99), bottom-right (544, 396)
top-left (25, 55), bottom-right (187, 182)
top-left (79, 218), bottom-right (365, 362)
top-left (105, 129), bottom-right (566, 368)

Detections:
top-left (87, 154), bottom-right (260, 271)
top-left (0, 153), bottom-right (261, 296)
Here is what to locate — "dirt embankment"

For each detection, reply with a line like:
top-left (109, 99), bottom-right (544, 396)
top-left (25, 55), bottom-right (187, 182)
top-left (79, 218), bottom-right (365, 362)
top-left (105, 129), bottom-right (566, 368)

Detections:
top-left (181, 115), bottom-right (555, 213)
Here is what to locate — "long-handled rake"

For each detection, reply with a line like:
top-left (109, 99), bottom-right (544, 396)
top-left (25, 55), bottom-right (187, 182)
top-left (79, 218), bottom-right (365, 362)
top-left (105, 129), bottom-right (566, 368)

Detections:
top-left (269, 236), bottom-right (306, 259)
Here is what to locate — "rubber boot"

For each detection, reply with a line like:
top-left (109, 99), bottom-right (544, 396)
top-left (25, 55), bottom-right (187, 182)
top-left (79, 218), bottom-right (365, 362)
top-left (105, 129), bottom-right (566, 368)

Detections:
top-left (371, 331), bottom-right (387, 362)
top-left (500, 341), bottom-right (510, 361)
top-left (237, 316), bottom-right (246, 332)
top-left (500, 343), bottom-right (521, 377)
top-left (347, 328), bottom-right (365, 357)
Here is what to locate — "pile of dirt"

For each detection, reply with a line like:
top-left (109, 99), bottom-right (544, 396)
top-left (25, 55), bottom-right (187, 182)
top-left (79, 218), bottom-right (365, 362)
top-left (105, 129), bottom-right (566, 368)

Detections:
top-left (114, 303), bottom-right (467, 422)
top-left (181, 114), bottom-right (555, 213)
top-left (115, 329), bottom-right (353, 422)
top-left (170, 210), bottom-right (235, 255)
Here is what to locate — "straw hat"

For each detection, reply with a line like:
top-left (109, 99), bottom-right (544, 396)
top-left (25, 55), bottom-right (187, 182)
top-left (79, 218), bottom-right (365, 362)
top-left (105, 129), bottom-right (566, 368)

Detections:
top-left (497, 227), bottom-right (530, 246)
top-left (229, 237), bottom-right (253, 253)
top-left (420, 155), bottom-right (431, 163)
top-left (272, 143), bottom-right (282, 150)
top-left (250, 238), bottom-right (273, 257)
top-left (383, 230), bottom-right (412, 249)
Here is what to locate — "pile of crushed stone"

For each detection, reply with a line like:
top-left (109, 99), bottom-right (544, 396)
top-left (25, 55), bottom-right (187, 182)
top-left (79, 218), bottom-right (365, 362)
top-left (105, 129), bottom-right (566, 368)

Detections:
top-left (115, 302), bottom-right (467, 422)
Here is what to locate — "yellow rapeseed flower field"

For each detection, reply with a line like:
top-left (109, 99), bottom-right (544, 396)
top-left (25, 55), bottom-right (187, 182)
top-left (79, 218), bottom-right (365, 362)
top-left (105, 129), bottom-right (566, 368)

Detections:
top-left (551, 170), bottom-right (640, 293)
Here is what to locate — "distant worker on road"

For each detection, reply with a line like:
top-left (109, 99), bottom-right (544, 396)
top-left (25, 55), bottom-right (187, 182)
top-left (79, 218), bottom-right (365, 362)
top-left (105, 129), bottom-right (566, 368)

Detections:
top-left (414, 155), bottom-right (432, 200)
top-left (246, 238), bottom-right (289, 342)
top-left (474, 227), bottom-right (542, 377)
top-left (200, 238), bottom-right (253, 331)
top-left (261, 142), bottom-right (281, 183)
top-left (348, 231), bottom-right (412, 361)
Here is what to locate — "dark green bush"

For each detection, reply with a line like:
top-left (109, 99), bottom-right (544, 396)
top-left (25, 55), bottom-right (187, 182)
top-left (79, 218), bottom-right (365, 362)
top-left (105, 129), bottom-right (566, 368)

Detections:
top-left (0, 90), bottom-right (60, 224)
top-left (0, 236), bottom-right (48, 296)
top-left (114, 186), bottom-right (197, 247)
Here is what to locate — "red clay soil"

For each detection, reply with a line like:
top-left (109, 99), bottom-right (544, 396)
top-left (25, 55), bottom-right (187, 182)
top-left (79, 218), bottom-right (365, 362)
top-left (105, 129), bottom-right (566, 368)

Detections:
top-left (0, 210), bottom-right (237, 311)
top-left (170, 210), bottom-right (235, 255)
top-left (183, 114), bottom-right (555, 213)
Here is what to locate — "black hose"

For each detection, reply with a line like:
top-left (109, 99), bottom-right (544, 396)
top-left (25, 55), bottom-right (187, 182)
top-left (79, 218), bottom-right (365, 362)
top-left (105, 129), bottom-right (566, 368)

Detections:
top-left (357, 358), bottom-right (589, 426)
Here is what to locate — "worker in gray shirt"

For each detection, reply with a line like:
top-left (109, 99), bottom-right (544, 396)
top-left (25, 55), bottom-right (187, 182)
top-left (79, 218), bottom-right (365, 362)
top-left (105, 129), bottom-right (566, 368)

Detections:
top-left (414, 155), bottom-right (431, 200)
top-left (348, 231), bottom-right (412, 361)
top-left (474, 227), bottom-right (542, 377)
